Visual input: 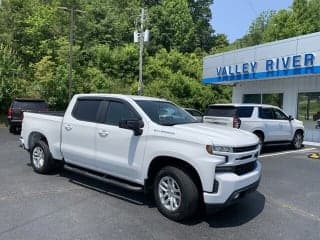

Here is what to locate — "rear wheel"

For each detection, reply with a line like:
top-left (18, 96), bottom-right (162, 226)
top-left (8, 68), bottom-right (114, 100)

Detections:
top-left (254, 131), bottom-right (264, 147)
top-left (9, 126), bottom-right (14, 133)
top-left (153, 166), bottom-right (199, 221)
top-left (30, 140), bottom-right (55, 174)
top-left (292, 131), bottom-right (303, 149)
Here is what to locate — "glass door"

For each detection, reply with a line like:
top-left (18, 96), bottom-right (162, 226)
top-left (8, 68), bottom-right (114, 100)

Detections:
top-left (297, 92), bottom-right (320, 142)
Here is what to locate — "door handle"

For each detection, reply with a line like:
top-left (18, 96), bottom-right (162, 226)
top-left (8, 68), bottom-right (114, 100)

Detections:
top-left (98, 130), bottom-right (109, 137)
top-left (64, 124), bottom-right (72, 131)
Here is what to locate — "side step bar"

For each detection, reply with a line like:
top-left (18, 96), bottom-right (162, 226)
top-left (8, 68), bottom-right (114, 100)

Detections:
top-left (64, 164), bottom-right (144, 192)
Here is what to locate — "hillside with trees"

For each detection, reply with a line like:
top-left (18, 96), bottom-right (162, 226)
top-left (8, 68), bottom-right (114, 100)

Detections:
top-left (0, 0), bottom-right (231, 113)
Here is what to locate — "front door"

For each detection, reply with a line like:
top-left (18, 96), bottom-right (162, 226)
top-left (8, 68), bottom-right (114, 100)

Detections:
top-left (95, 99), bottom-right (146, 182)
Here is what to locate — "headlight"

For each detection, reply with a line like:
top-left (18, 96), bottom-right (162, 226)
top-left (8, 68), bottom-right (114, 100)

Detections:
top-left (206, 145), bottom-right (233, 154)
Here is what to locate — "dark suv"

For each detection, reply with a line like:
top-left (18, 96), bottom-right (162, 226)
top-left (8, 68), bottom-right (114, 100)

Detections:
top-left (7, 99), bottom-right (48, 133)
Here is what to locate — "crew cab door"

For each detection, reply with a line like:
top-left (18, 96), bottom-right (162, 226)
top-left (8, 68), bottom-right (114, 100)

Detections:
top-left (95, 99), bottom-right (146, 182)
top-left (61, 97), bottom-right (103, 167)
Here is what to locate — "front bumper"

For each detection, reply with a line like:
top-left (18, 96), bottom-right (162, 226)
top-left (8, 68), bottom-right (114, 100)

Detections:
top-left (203, 161), bottom-right (262, 206)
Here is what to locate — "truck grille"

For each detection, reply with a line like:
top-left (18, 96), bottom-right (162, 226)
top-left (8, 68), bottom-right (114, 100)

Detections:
top-left (216, 161), bottom-right (257, 176)
top-left (233, 144), bottom-right (258, 153)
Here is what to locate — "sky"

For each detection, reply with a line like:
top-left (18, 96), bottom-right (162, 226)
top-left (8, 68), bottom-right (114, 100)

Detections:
top-left (210, 0), bottom-right (293, 42)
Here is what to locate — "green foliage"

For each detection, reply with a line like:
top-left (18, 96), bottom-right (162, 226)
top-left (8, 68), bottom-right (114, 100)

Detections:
top-left (0, 0), bottom-right (227, 114)
top-left (0, 44), bottom-right (25, 112)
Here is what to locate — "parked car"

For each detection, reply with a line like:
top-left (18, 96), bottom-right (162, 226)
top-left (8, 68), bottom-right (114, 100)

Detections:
top-left (20, 94), bottom-right (261, 221)
top-left (184, 108), bottom-right (203, 122)
top-left (7, 98), bottom-right (48, 134)
top-left (203, 104), bottom-right (304, 149)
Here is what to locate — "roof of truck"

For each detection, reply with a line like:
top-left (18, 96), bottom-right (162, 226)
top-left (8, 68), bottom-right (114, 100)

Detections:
top-left (74, 93), bottom-right (168, 102)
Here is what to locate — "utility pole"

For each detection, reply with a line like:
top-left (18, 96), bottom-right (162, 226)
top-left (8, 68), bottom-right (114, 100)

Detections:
top-left (58, 6), bottom-right (85, 101)
top-left (138, 8), bottom-right (144, 96)
top-left (134, 8), bottom-right (149, 96)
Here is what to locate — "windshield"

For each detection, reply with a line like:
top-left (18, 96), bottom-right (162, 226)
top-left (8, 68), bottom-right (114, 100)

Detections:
top-left (135, 100), bottom-right (197, 126)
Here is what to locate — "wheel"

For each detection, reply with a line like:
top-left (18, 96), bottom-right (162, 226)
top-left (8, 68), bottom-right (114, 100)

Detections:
top-left (153, 166), bottom-right (199, 221)
top-left (30, 140), bottom-right (55, 174)
top-left (292, 131), bottom-right (303, 149)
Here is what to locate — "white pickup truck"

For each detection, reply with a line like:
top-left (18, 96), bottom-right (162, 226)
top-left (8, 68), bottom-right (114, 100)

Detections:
top-left (20, 94), bottom-right (261, 221)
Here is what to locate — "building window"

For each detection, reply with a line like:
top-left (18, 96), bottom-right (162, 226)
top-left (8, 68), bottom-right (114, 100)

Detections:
top-left (297, 92), bottom-right (320, 121)
top-left (243, 93), bottom-right (283, 108)
top-left (243, 94), bottom-right (261, 104)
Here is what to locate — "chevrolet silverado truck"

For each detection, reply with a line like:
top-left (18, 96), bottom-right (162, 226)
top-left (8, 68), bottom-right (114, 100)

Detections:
top-left (20, 94), bottom-right (262, 221)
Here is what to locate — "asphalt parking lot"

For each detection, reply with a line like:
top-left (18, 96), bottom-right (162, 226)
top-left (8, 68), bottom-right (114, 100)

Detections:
top-left (0, 128), bottom-right (319, 240)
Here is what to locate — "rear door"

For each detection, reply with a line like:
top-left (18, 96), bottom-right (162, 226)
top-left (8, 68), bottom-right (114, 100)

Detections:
top-left (61, 97), bottom-right (103, 168)
top-left (203, 106), bottom-right (236, 127)
top-left (258, 107), bottom-right (280, 142)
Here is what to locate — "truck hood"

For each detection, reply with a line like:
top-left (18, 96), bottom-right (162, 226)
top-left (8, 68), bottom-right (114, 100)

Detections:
top-left (172, 123), bottom-right (259, 147)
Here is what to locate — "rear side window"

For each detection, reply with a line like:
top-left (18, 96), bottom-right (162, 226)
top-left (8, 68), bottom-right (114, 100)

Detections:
top-left (13, 101), bottom-right (47, 110)
top-left (206, 106), bottom-right (237, 117)
top-left (72, 99), bottom-right (102, 122)
top-left (105, 101), bottom-right (137, 126)
top-left (259, 108), bottom-right (274, 119)
top-left (237, 107), bottom-right (254, 118)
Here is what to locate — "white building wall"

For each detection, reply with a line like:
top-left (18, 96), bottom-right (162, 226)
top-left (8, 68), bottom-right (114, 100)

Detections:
top-left (232, 75), bottom-right (320, 117)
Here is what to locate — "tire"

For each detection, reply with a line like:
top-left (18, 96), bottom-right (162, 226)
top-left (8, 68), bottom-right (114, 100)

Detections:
top-left (292, 131), bottom-right (303, 149)
top-left (254, 131), bottom-right (264, 147)
top-left (153, 166), bottom-right (199, 221)
top-left (30, 140), bottom-right (55, 174)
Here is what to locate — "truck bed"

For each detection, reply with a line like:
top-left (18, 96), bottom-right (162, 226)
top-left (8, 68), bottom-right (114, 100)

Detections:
top-left (21, 112), bottom-right (64, 160)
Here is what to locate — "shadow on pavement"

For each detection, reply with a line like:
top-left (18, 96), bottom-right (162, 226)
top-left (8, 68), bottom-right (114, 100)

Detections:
top-left (59, 168), bottom-right (154, 207)
top-left (59, 167), bottom-right (265, 228)
top-left (261, 144), bottom-right (297, 154)
top-left (204, 191), bottom-right (265, 228)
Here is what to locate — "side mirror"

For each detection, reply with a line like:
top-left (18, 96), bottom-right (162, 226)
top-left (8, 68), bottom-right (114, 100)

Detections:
top-left (119, 119), bottom-right (144, 136)
top-left (288, 115), bottom-right (294, 121)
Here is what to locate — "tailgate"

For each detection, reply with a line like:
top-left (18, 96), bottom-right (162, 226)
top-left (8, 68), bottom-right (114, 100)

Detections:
top-left (12, 108), bottom-right (23, 121)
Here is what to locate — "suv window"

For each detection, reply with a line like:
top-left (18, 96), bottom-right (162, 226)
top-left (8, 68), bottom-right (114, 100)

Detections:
top-left (206, 106), bottom-right (237, 117)
top-left (105, 101), bottom-right (137, 126)
top-left (72, 99), bottom-right (102, 122)
top-left (237, 107), bottom-right (254, 118)
top-left (206, 106), bottom-right (253, 118)
top-left (13, 100), bottom-right (48, 110)
top-left (259, 107), bottom-right (274, 119)
top-left (273, 108), bottom-right (288, 120)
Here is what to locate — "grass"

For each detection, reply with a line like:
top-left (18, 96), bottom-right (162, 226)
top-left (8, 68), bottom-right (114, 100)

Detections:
top-left (0, 114), bottom-right (8, 128)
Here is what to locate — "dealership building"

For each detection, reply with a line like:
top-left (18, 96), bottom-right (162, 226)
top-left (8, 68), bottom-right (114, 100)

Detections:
top-left (203, 31), bottom-right (320, 143)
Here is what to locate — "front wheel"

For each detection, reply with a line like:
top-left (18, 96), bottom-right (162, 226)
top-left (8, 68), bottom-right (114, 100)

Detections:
top-left (153, 166), bottom-right (199, 221)
top-left (30, 140), bottom-right (55, 174)
top-left (292, 131), bottom-right (303, 149)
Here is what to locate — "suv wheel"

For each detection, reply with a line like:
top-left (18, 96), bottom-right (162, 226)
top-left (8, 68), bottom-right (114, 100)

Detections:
top-left (153, 166), bottom-right (199, 221)
top-left (30, 140), bottom-right (55, 174)
top-left (292, 131), bottom-right (303, 149)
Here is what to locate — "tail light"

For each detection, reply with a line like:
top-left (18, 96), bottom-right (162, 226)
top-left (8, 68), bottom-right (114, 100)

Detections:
top-left (233, 116), bottom-right (241, 129)
top-left (8, 107), bottom-right (12, 119)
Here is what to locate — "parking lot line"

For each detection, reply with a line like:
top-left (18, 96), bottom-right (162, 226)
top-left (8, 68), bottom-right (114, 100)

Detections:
top-left (260, 148), bottom-right (317, 158)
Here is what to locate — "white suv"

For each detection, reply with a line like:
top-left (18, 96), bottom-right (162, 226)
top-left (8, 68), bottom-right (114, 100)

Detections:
top-left (203, 104), bottom-right (304, 149)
